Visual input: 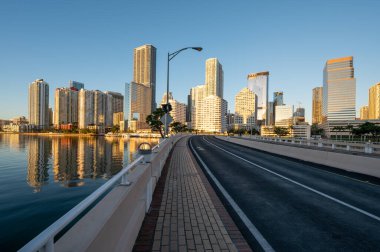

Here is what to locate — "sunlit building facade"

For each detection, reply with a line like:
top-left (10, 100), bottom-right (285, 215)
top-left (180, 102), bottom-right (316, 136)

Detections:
top-left (205, 58), bottom-right (223, 98)
top-left (54, 88), bottom-right (78, 127)
top-left (247, 72), bottom-right (269, 125)
top-left (234, 87), bottom-right (257, 128)
top-left (125, 82), bottom-right (152, 131)
top-left (369, 82), bottom-right (380, 119)
top-left (197, 95), bottom-right (227, 133)
top-left (360, 105), bottom-right (369, 120)
top-left (29, 79), bottom-right (49, 129)
top-left (190, 85), bottom-right (206, 129)
top-left (78, 89), bottom-right (94, 129)
top-left (133, 44), bottom-right (157, 111)
top-left (322, 57), bottom-right (356, 122)
top-left (312, 87), bottom-right (323, 124)
top-left (275, 105), bottom-right (293, 127)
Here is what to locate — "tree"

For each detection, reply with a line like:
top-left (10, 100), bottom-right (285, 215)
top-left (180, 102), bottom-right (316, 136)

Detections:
top-left (274, 127), bottom-right (289, 137)
top-left (170, 121), bottom-right (187, 133)
top-left (311, 124), bottom-right (324, 136)
top-left (146, 108), bottom-right (165, 138)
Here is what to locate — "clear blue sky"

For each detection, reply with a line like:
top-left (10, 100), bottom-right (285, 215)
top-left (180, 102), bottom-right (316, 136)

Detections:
top-left (0, 0), bottom-right (379, 122)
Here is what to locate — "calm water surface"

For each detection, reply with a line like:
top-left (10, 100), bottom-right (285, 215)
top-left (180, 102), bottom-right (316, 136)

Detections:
top-left (0, 134), bottom-right (158, 251)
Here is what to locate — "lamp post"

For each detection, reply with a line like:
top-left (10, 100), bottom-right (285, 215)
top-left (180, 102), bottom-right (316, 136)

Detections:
top-left (164, 47), bottom-right (202, 137)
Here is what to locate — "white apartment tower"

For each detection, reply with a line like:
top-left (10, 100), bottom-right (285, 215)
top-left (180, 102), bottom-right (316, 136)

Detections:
top-left (197, 95), bottom-right (227, 133)
top-left (54, 88), bottom-right (78, 127)
top-left (29, 79), bottom-right (49, 129)
top-left (78, 89), bottom-right (94, 129)
top-left (205, 58), bottom-right (224, 98)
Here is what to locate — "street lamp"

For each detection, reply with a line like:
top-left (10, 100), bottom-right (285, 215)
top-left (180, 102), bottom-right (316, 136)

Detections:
top-left (164, 47), bottom-right (203, 137)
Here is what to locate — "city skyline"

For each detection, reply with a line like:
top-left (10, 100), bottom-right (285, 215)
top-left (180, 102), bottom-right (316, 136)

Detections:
top-left (1, 1), bottom-right (380, 122)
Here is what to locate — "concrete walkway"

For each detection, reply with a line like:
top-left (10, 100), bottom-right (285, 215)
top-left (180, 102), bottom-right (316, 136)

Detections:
top-left (135, 137), bottom-right (251, 251)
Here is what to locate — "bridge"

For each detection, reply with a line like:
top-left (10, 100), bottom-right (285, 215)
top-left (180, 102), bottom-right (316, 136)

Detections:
top-left (19, 135), bottom-right (380, 251)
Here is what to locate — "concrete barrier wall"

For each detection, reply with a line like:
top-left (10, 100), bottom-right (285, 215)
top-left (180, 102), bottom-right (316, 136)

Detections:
top-left (216, 136), bottom-right (380, 178)
top-left (55, 135), bottom-right (182, 252)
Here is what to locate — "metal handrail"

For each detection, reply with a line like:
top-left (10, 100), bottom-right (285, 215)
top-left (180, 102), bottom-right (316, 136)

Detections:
top-left (19, 138), bottom-right (167, 252)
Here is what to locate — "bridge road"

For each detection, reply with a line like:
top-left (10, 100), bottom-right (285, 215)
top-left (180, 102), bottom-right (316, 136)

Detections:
top-left (189, 136), bottom-right (380, 251)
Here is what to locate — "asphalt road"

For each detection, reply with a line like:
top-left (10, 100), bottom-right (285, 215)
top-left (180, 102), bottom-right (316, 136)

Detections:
top-left (189, 136), bottom-right (380, 252)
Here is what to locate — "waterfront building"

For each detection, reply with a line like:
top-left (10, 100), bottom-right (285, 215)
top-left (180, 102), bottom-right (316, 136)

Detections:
top-left (133, 44), bottom-right (157, 111)
top-left (125, 82), bottom-right (152, 131)
top-left (247, 72), bottom-right (269, 125)
top-left (275, 105), bottom-right (293, 127)
top-left (190, 85), bottom-right (206, 130)
top-left (54, 88), bottom-right (79, 128)
top-left (234, 87), bottom-right (257, 129)
top-left (273, 91), bottom-right (284, 106)
top-left (78, 89), bottom-right (94, 129)
top-left (69, 80), bottom-right (84, 91)
top-left (113, 112), bottom-right (124, 127)
top-left (322, 56), bottom-right (356, 122)
top-left (312, 87), bottom-right (323, 124)
top-left (369, 82), bottom-right (380, 119)
top-left (29, 79), bottom-right (49, 130)
top-left (170, 99), bottom-right (187, 124)
top-left (205, 58), bottom-right (224, 98)
top-left (360, 105), bottom-right (369, 120)
top-left (186, 94), bottom-right (192, 123)
top-left (197, 95), bottom-right (227, 133)
top-left (267, 102), bottom-right (275, 126)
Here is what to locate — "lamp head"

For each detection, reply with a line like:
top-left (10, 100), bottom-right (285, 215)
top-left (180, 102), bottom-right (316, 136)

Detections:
top-left (192, 47), bottom-right (203, 52)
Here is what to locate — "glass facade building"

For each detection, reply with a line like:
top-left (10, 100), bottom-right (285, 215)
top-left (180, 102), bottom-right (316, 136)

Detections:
top-left (322, 56), bottom-right (356, 121)
top-left (247, 72), bottom-right (269, 125)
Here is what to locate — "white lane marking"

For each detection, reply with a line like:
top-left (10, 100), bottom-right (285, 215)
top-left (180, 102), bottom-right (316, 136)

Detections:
top-left (189, 138), bottom-right (275, 252)
top-left (203, 136), bottom-right (380, 222)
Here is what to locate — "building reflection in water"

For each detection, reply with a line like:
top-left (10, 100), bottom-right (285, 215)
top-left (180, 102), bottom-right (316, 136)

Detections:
top-left (27, 137), bottom-right (51, 192)
top-left (27, 136), bottom-right (159, 190)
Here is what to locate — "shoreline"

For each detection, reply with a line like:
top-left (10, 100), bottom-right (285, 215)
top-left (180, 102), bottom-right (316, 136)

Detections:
top-left (0, 132), bottom-right (162, 138)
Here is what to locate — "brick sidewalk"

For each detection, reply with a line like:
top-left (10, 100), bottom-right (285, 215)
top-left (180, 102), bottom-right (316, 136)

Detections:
top-left (135, 136), bottom-right (251, 252)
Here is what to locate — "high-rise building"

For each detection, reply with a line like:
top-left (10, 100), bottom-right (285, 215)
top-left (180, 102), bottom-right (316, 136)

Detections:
top-left (125, 82), bottom-right (152, 131)
top-left (69, 81), bottom-right (84, 91)
top-left (105, 91), bottom-right (124, 113)
top-left (205, 58), bottom-right (224, 98)
top-left (133, 44), bottom-right (157, 111)
top-left (273, 91), bottom-right (284, 106)
top-left (78, 89), bottom-right (94, 129)
top-left (197, 95), bottom-right (227, 133)
top-left (170, 99), bottom-right (187, 124)
top-left (234, 87), bottom-right (257, 128)
top-left (368, 82), bottom-right (380, 119)
top-left (267, 102), bottom-right (275, 126)
top-left (360, 105), bottom-right (369, 120)
top-left (190, 85), bottom-right (206, 129)
top-left (312, 87), bottom-right (323, 124)
top-left (160, 92), bottom-right (173, 105)
top-left (322, 56), bottom-right (356, 121)
top-left (247, 72), bottom-right (269, 125)
top-left (275, 105), bottom-right (293, 127)
top-left (29, 79), bottom-right (49, 129)
top-left (54, 88), bottom-right (79, 127)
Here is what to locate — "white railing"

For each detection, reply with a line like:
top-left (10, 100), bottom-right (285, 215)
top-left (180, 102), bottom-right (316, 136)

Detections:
top-left (18, 136), bottom-right (178, 252)
top-left (233, 135), bottom-right (380, 155)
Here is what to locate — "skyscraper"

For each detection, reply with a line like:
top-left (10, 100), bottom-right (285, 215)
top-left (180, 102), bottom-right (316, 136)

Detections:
top-left (78, 89), bottom-right (94, 129)
top-left (69, 81), bottom-right (84, 91)
top-left (273, 91), bottom-right (284, 106)
top-left (247, 72), bottom-right (269, 125)
top-left (368, 82), bottom-right (380, 119)
top-left (205, 58), bottom-right (223, 98)
top-left (234, 87), bottom-right (257, 127)
top-left (322, 56), bottom-right (356, 121)
top-left (312, 87), bottom-right (323, 124)
top-left (29, 79), bottom-right (49, 129)
top-left (133, 44), bottom-right (157, 111)
top-left (124, 82), bottom-right (152, 131)
top-left (197, 95), bottom-right (227, 133)
top-left (360, 105), bottom-right (369, 120)
top-left (54, 88), bottom-right (78, 127)
top-left (190, 85), bottom-right (206, 129)
top-left (105, 91), bottom-right (124, 126)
